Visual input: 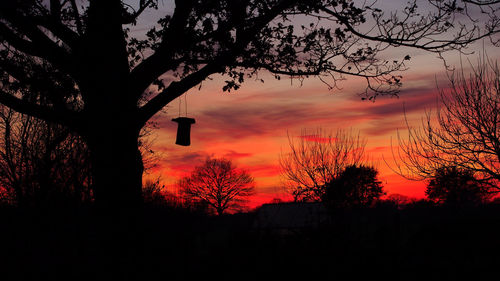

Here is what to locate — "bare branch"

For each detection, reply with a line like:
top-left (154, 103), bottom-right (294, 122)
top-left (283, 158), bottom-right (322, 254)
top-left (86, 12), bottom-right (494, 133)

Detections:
top-left (390, 56), bottom-right (500, 187)
top-left (0, 89), bottom-right (82, 130)
top-left (178, 157), bottom-right (255, 215)
top-left (280, 128), bottom-right (367, 202)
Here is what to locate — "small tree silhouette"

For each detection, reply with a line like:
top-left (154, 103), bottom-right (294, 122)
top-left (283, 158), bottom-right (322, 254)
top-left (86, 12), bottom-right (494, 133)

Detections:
top-left (142, 178), bottom-right (167, 205)
top-left (179, 157), bottom-right (255, 215)
top-left (426, 166), bottom-right (494, 206)
top-left (280, 128), bottom-right (366, 202)
top-left (323, 165), bottom-right (385, 208)
top-left (385, 193), bottom-right (415, 209)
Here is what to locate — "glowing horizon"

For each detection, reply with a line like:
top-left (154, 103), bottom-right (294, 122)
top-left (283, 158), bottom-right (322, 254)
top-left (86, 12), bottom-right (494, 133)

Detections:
top-left (141, 52), bottom-right (490, 209)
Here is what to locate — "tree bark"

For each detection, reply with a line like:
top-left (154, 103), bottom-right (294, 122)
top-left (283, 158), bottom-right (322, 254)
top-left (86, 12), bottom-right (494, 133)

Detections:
top-left (78, 0), bottom-right (142, 209)
top-left (85, 123), bottom-right (144, 210)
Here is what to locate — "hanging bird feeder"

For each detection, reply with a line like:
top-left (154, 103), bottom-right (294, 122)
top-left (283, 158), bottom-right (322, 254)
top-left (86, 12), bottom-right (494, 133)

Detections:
top-left (172, 117), bottom-right (195, 146)
top-left (172, 93), bottom-right (195, 146)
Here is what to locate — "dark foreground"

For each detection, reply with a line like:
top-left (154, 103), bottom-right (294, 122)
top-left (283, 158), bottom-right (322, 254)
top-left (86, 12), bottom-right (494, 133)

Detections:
top-left (1, 203), bottom-right (500, 280)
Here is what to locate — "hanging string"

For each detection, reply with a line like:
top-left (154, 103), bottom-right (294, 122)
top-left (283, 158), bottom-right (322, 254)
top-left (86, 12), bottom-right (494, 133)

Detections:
top-left (178, 95), bottom-right (181, 117)
top-left (177, 93), bottom-right (189, 117)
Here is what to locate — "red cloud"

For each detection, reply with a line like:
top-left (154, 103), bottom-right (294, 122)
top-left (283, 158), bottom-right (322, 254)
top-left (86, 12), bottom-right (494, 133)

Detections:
top-left (223, 150), bottom-right (253, 159)
top-left (241, 163), bottom-right (281, 177)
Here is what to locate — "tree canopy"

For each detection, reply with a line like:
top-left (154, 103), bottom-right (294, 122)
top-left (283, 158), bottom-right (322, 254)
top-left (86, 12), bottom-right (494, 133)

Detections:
top-left (426, 166), bottom-right (495, 206)
top-left (323, 164), bottom-right (385, 208)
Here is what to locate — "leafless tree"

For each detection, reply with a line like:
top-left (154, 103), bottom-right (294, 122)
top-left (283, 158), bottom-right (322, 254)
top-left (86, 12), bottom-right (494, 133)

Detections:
top-left (0, 102), bottom-right (158, 207)
top-left (142, 177), bottom-right (182, 207)
top-left (0, 105), bottom-right (91, 207)
top-left (280, 128), bottom-right (366, 202)
top-left (391, 57), bottom-right (500, 190)
top-left (178, 157), bottom-right (255, 215)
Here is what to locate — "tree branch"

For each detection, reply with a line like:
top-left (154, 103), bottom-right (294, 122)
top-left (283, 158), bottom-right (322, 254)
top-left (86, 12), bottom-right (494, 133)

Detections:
top-left (129, 0), bottom-right (195, 99)
top-left (69, 0), bottom-right (83, 34)
top-left (122, 0), bottom-right (157, 24)
top-left (319, 6), bottom-right (499, 53)
top-left (0, 14), bottom-right (77, 77)
top-left (0, 22), bottom-right (40, 56)
top-left (136, 0), bottom-right (299, 123)
top-left (138, 62), bottom-right (223, 124)
top-left (0, 89), bottom-right (82, 130)
top-left (30, 15), bottom-right (80, 47)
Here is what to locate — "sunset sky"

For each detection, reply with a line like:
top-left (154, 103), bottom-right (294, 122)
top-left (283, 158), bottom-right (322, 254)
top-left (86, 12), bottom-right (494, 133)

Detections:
top-left (135, 2), bottom-right (499, 209)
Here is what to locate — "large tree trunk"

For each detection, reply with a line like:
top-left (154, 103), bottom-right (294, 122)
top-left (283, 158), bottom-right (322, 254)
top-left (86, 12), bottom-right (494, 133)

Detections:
top-left (83, 124), bottom-right (144, 279)
top-left (85, 124), bottom-right (144, 209)
top-left (79, 0), bottom-right (142, 210)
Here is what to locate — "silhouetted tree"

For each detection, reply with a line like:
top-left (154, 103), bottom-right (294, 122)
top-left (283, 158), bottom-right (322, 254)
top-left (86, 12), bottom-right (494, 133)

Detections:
top-left (0, 105), bottom-right (91, 207)
top-left (385, 193), bottom-right (415, 209)
top-left (426, 166), bottom-right (494, 206)
top-left (0, 104), bottom-right (158, 207)
top-left (280, 128), bottom-right (366, 202)
top-left (323, 165), bottom-right (385, 208)
top-left (392, 58), bottom-right (500, 190)
top-left (1, 1), bottom-right (499, 207)
top-left (179, 157), bottom-right (255, 215)
top-left (142, 177), bottom-right (167, 205)
top-left (142, 177), bottom-right (182, 208)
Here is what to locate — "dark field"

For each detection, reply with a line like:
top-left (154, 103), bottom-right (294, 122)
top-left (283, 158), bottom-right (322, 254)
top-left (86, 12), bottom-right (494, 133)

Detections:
top-left (1, 204), bottom-right (500, 280)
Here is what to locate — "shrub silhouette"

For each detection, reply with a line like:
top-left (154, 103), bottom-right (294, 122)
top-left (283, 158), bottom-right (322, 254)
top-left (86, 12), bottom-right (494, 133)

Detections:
top-left (323, 165), bottom-right (385, 208)
top-left (426, 166), bottom-right (495, 206)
